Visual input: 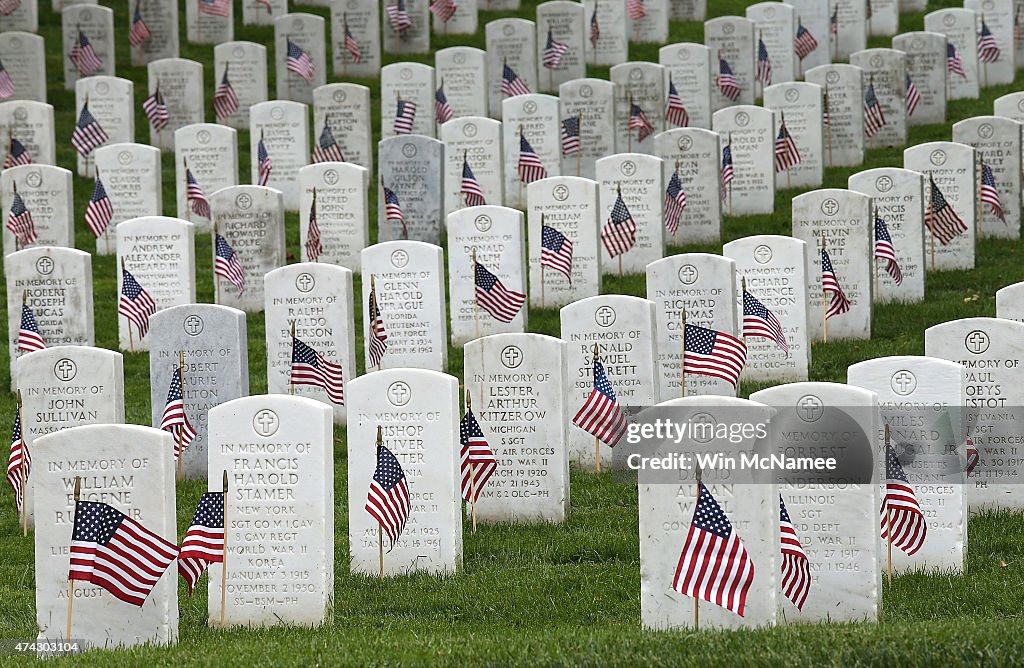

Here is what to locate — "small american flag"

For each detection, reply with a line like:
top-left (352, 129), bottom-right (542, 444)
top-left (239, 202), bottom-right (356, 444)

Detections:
top-left (429, 0), bottom-right (457, 23)
top-left (684, 323), bottom-right (747, 388)
top-left (256, 0), bottom-right (273, 14)
top-left (774, 120), bottom-right (801, 172)
top-left (540, 223), bottom-right (573, 284)
top-left (517, 133), bottom-right (547, 184)
top-left (461, 158), bottom-right (486, 207)
top-left (460, 408), bottom-right (497, 503)
top-left (717, 58), bottom-right (740, 102)
top-left (6, 409), bottom-right (28, 514)
top-left (721, 143), bottom-right (734, 194)
top-left (830, 4), bottom-right (838, 35)
top-left (756, 38), bottom-right (772, 85)
top-left (0, 59), bottom-right (12, 100)
top-left (742, 288), bottom-right (789, 355)
top-left (501, 62), bottom-right (530, 98)
top-left (344, 17), bottom-right (362, 63)
top-left (542, 29), bottom-right (569, 69)
top-left (981, 161), bottom-right (1006, 223)
top-left (979, 20), bottom-right (1001, 64)
top-left (394, 98), bottom-right (417, 135)
top-left (4, 137), bottom-right (31, 168)
top-left (435, 82), bottom-right (454, 125)
top-left (672, 482), bottom-right (754, 617)
top-left (794, 20), bottom-right (818, 60)
top-left (365, 444), bottom-right (410, 551)
top-left (198, 0), bottom-right (230, 17)
top-left (129, 2), bottom-right (152, 48)
top-left (874, 214), bottom-right (903, 285)
top-left (927, 178), bottom-right (967, 245)
top-left (7, 189), bottom-right (37, 246)
top-left (119, 269), bottom-right (157, 338)
top-left (142, 85), bottom-right (169, 131)
top-left (214, 234), bottom-right (246, 294)
top-left (386, 0), bottom-right (412, 32)
top-left (947, 43), bottom-right (967, 78)
top-left (590, 6), bottom-right (600, 48)
top-left (905, 73), bottom-right (921, 117)
top-left (601, 189), bottom-right (637, 258)
top-left (186, 168), bottom-right (210, 219)
top-left (84, 175), bottom-right (113, 238)
top-left (665, 78), bottom-right (689, 128)
top-left (383, 185), bottom-right (407, 238)
top-left (257, 133), bottom-right (271, 186)
top-left (0, 0), bottom-right (20, 16)
top-left (291, 336), bottom-right (345, 405)
top-left (71, 30), bottom-right (103, 76)
top-left (286, 40), bottom-right (315, 83)
top-left (312, 123), bottom-right (345, 163)
top-left (18, 303), bottom-right (45, 352)
top-left (69, 500), bottom-right (178, 607)
top-left (881, 445), bottom-right (927, 555)
top-left (966, 437), bottom-right (979, 476)
top-left (821, 247), bottom-right (851, 319)
top-left (159, 366), bottom-right (197, 459)
top-left (306, 189), bottom-right (323, 262)
top-left (177, 492), bottom-right (224, 594)
top-left (213, 66), bottom-right (239, 121)
top-left (627, 0), bottom-right (646, 20)
top-left (561, 116), bottom-right (581, 155)
top-left (71, 101), bottom-right (108, 157)
top-left (664, 169), bottom-right (687, 236)
top-left (863, 80), bottom-right (886, 138)
top-left (474, 260), bottom-right (525, 323)
top-left (780, 495), bottom-right (810, 610)
top-left (368, 279), bottom-right (388, 367)
top-left (572, 357), bottom-right (627, 446)
top-left (823, 88), bottom-right (830, 127)
top-left (629, 101), bottom-right (655, 143)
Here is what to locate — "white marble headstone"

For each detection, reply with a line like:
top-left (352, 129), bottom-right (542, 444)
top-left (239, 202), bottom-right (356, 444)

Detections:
top-left (185, 0), bottom-right (233, 44)
top-left (711, 105), bottom-right (776, 215)
top-left (381, 62), bottom-right (436, 138)
top-left (596, 154), bottom-right (665, 275)
top-left (784, 0), bottom-right (832, 71)
top-left (378, 135), bottom-right (444, 244)
top-left (174, 123), bottom-right (238, 234)
top-left (0, 101), bottom-right (56, 169)
top-left (298, 163), bottom-right (369, 269)
top-left (440, 117), bottom-right (503, 218)
top-left (1, 165), bottom-right (73, 258)
top-left (964, 0), bottom-right (1016, 85)
top-left (249, 100), bottom-right (310, 212)
top-left (658, 43), bottom-right (713, 131)
top-left (705, 16), bottom-right (756, 110)
top-left (330, 1), bottom-right (381, 78)
top-left (924, 9), bottom-right (980, 100)
top-left (212, 42), bottom-right (268, 130)
top-left (502, 94), bottom-right (560, 208)
top-left (804, 64), bottom-right (865, 168)
top-left (312, 83), bottom-right (373, 175)
top-left (763, 82), bottom-right (825, 190)
top-left (129, 0), bottom-right (179, 67)
top-left (92, 143), bottom-right (162, 255)
top-left (653, 128), bottom-right (723, 244)
top-left (536, 1), bottom-right (586, 92)
top-left (485, 18), bottom-right (537, 118)
top-left (610, 62), bottom-right (665, 155)
top-left (147, 58), bottom-right (204, 152)
top-left (952, 116), bottom-right (1022, 239)
top-left (746, 2), bottom-right (797, 86)
top-left (582, 0), bottom-right (628, 66)
top-left (849, 48), bottom-right (907, 149)
top-left (892, 32), bottom-right (947, 127)
top-left (558, 78), bottom-right (615, 180)
top-left (382, 0), bottom-right (430, 55)
top-left (61, 5), bottom-right (115, 89)
top-left (434, 47), bottom-right (488, 120)
top-left (274, 13), bottom-right (327, 104)
top-left (0, 32), bottom-right (46, 102)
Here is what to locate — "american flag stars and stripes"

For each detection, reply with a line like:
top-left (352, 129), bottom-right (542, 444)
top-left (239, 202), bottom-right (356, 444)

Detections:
top-left (823, 89), bottom-right (830, 127)
top-left (664, 169), bottom-right (687, 237)
top-left (286, 40), bottom-right (315, 83)
top-left (474, 260), bottom-right (526, 323)
top-left (198, 0), bottom-right (231, 17)
top-left (7, 189), bottom-right (37, 246)
top-left (430, 0), bottom-right (458, 23)
top-left (344, 19), bottom-right (362, 64)
top-left (4, 137), bottom-right (31, 168)
top-left (214, 67), bottom-right (239, 121)
top-left (383, 185), bottom-right (408, 238)
top-left (368, 281), bottom-right (388, 367)
top-left (517, 133), bottom-right (547, 184)
top-left (291, 336), bottom-right (346, 405)
top-left (159, 366), bottom-right (197, 459)
top-left (186, 168), bottom-right (211, 219)
top-left (71, 101), bottom-right (108, 157)
top-left (561, 116), bottom-right (581, 155)
top-left (0, 59), bottom-right (12, 100)
top-left (780, 495), bottom-right (810, 610)
top-left (142, 86), bottom-right (169, 131)
top-left (435, 82), bottom-right (454, 125)
top-left (629, 101), bottom-right (655, 143)
top-left (0, 0), bottom-right (20, 16)
top-left (214, 234), bottom-right (247, 294)
top-left (394, 98), bottom-right (417, 135)
top-left (881, 445), bottom-right (927, 555)
top-left (821, 247), bottom-right (852, 319)
top-left (69, 500), bottom-right (178, 607)
top-left (905, 73), bottom-right (921, 117)
top-left (6, 409), bottom-right (28, 514)
top-left (601, 190), bottom-right (637, 258)
top-left (313, 123), bottom-right (346, 163)
top-left (129, 2), bottom-right (153, 48)
top-left (742, 289), bottom-right (789, 355)
top-left (979, 20), bottom-right (1001, 63)
top-left (501, 62), bottom-right (531, 97)
top-left (18, 303), bottom-right (45, 352)
top-left (966, 437), bottom-right (979, 476)
top-left (665, 79), bottom-right (689, 128)
top-left (257, 133), bottom-right (272, 186)
top-left (717, 59), bottom-right (740, 102)
top-left (365, 444), bottom-right (410, 551)
top-left (461, 158), bottom-right (486, 207)
top-left (71, 30), bottom-right (103, 76)
top-left (721, 144), bottom-right (735, 194)
top-left (572, 357), bottom-right (628, 446)
top-left (874, 214), bottom-right (903, 286)
top-left (683, 323), bottom-right (747, 388)
top-left (627, 0), bottom-right (646, 20)
top-left (306, 190), bottom-right (324, 262)
top-left (947, 42), bottom-right (967, 78)
top-left (543, 29), bottom-right (569, 69)
top-left (774, 120), bottom-right (801, 172)
top-left (794, 20), bottom-right (818, 60)
top-left (460, 409), bottom-right (497, 503)
top-left (177, 492), bottom-right (225, 594)
top-left (84, 175), bottom-right (113, 238)
top-left (981, 161), bottom-right (1006, 223)
top-left (119, 269), bottom-right (157, 338)
top-left (386, 0), bottom-right (412, 32)
top-left (590, 6), bottom-right (600, 48)
top-left (756, 38), bottom-right (772, 85)
top-left (830, 5), bottom-right (838, 34)
top-left (927, 179), bottom-right (968, 245)
top-left (540, 223), bottom-right (574, 284)
top-left (863, 80), bottom-right (886, 138)
top-left (671, 482), bottom-right (754, 617)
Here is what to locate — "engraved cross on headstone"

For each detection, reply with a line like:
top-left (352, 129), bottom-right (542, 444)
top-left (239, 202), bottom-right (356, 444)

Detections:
top-left (967, 331), bottom-right (988, 353)
top-left (893, 371), bottom-right (914, 394)
top-left (55, 359), bottom-right (76, 381)
top-left (798, 396), bottom-right (823, 421)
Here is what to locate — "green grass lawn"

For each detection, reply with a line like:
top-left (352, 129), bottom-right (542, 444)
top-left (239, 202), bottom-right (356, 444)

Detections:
top-left (2, 0), bottom-right (1024, 665)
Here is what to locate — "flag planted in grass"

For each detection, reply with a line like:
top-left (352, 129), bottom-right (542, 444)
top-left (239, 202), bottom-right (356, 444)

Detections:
top-left (178, 491), bottom-right (225, 594)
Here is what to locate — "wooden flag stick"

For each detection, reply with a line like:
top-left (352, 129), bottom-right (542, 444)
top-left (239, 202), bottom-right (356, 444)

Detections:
top-left (693, 466), bottom-right (701, 630)
top-left (976, 151), bottom-right (983, 235)
top-left (289, 321), bottom-right (296, 395)
top-left (467, 390), bottom-right (477, 533)
top-left (462, 149), bottom-right (469, 209)
top-left (518, 125), bottom-right (525, 209)
top-left (593, 343), bottom-right (602, 474)
top-left (782, 111), bottom-right (792, 189)
top-left (212, 222), bottom-right (222, 303)
top-left (18, 389), bottom-right (27, 536)
top-left (220, 469), bottom-right (229, 628)
top-left (183, 158), bottom-right (192, 224)
top-left (310, 187), bottom-right (318, 262)
top-left (681, 308), bottom-right (687, 398)
top-left (12, 180), bottom-right (19, 253)
top-left (885, 424), bottom-right (893, 583)
top-left (576, 112), bottom-right (583, 177)
top-left (472, 247), bottom-right (480, 340)
top-left (872, 205), bottom-right (880, 302)
top-left (377, 425), bottom-right (385, 577)
top-left (342, 14), bottom-right (348, 77)
top-left (540, 212), bottom-right (546, 309)
top-left (821, 238), bottom-right (828, 344)
top-left (825, 85), bottom-right (834, 168)
top-left (627, 94), bottom-right (634, 153)
top-left (617, 183), bottom-right (624, 278)
top-left (66, 476), bottom-right (81, 640)
top-left (727, 132), bottom-right (733, 216)
top-left (371, 274), bottom-right (382, 372)
top-left (379, 175), bottom-right (390, 241)
top-left (177, 351), bottom-right (185, 481)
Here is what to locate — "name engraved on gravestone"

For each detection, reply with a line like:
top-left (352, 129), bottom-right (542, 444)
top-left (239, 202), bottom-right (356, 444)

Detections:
top-left (331, 1), bottom-right (381, 78)
top-left (1, 165), bottom-right (72, 258)
top-left (952, 116), bottom-right (1022, 240)
top-left (0, 101), bottom-right (57, 169)
top-left (213, 42), bottom-right (268, 131)
top-left (502, 94), bottom-right (560, 208)
top-left (712, 105), bottom-right (776, 215)
top-left (659, 43), bottom-right (713, 131)
top-left (596, 153), bottom-right (665, 275)
top-left (378, 135), bottom-right (444, 245)
top-left (892, 32), bottom-right (947, 127)
top-left (485, 18), bottom-right (537, 119)
top-left (705, 17), bottom-right (756, 110)
top-left (440, 117), bottom-right (503, 219)
top-left (536, 2), bottom-right (586, 92)
top-left (175, 124), bottom-right (238, 234)
top-left (92, 143), bottom-right (162, 255)
top-left (804, 64), bottom-right (865, 168)
top-left (434, 47), bottom-right (488, 120)
top-left (299, 163), bottom-right (369, 270)
top-left (130, 0), bottom-right (179, 67)
top-left (653, 128), bottom-right (722, 244)
top-left (312, 83), bottom-right (373, 175)
top-left (558, 78), bottom-right (615, 180)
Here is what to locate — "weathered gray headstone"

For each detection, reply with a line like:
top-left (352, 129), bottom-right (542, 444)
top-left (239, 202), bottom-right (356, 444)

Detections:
top-left (558, 78), bottom-right (615, 180)
top-left (0, 101), bottom-right (56, 169)
top-left (596, 153), bottom-right (665, 275)
top-left (658, 43), bottom-right (713, 130)
top-left (382, 0), bottom-right (430, 55)
top-left (147, 58), bottom-right (204, 152)
top-left (174, 123), bottom-right (238, 234)
top-left (502, 94), bottom-right (560, 208)
top-left (952, 115), bottom-right (1022, 239)
top-left (298, 162), bottom-right (369, 270)
top-left (964, 0), bottom-right (1015, 85)
top-left (381, 62), bottom-right (436, 138)
top-left (212, 42), bottom-right (268, 130)
top-left (904, 141), bottom-right (978, 271)
top-left (536, 2), bottom-right (586, 92)
top-left (312, 83), bottom-right (373, 175)
top-left (274, 13), bottom-right (326, 104)
top-left (485, 18), bottom-right (537, 118)
top-left (331, 1), bottom-right (381, 78)
top-left (378, 135), bottom-right (444, 244)
top-left (62, 5), bottom-right (115, 90)
top-left (434, 47), bottom-right (488, 120)
top-left (805, 63), bottom-right (865, 168)
top-left (92, 143), bottom-right (162, 255)
top-left (924, 9), bottom-right (980, 100)
top-left (653, 128), bottom-right (722, 244)
top-left (582, 0), bottom-right (628, 66)
top-left (705, 16), bottom-right (756, 110)
top-left (746, 2), bottom-right (797, 87)
top-left (611, 62), bottom-right (665, 155)
top-left (129, 0), bottom-right (179, 67)
top-left (763, 82), bottom-right (825, 190)
top-left (892, 32), bottom-right (947, 127)
top-left (849, 48), bottom-right (907, 149)
top-left (440, 117), bottom-right (503, 218)
top-left (0, 32), bottom-right (44, 102)
top-left (712, 105), bottom-right (776, 215)
top-left (185, 0), bottom-right (233, 44)
top-left (1, 165), bottom-right (73, 258)
top-left (249, 100), bottom-right (310, 212)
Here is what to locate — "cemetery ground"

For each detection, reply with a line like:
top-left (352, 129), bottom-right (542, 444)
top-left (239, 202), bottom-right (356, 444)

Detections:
top-left (1, 0), bottom-right (1024, 664)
